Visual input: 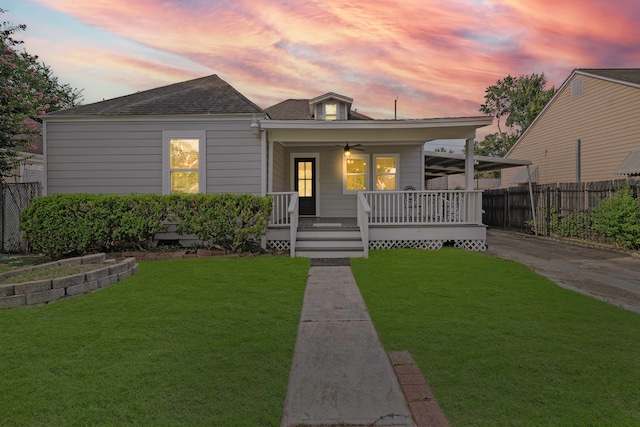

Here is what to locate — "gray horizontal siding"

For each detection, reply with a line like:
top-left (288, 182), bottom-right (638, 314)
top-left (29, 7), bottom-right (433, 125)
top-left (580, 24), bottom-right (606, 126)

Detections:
top-left (281, 145), bottom-right (422, 217)
top-left (45, 119), bottom-right (262, 195)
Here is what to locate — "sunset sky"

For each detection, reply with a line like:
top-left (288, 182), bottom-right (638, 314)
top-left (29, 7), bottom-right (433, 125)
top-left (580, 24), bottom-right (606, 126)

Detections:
top-left (4, 0), bottom-right (639, 127)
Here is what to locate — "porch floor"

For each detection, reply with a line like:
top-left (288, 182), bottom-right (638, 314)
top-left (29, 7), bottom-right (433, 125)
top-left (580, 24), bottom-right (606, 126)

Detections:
top-left (298, 217), bottom-right (358, 229)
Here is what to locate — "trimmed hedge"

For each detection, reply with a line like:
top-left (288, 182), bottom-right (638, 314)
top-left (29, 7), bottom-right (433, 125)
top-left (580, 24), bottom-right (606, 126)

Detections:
top-left (20, 193), bottom-right (272, 258)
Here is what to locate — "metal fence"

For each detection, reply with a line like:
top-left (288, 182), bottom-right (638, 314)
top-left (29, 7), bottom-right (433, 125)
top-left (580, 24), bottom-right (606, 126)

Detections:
top-left (483, 178), bottom-right (640, 242)
top-left (0, 182), bottom-right (41, 253)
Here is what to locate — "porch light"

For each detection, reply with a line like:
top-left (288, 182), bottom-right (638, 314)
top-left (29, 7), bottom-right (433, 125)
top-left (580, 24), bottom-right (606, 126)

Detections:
top-left (250, 116), bottom-right (260, 136)
top-left (344, 146), bottom-right (351, 157)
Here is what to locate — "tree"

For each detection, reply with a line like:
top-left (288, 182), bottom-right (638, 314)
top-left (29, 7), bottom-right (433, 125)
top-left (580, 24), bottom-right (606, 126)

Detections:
top-left (0, 9), bottom-right (82, 180)
top-left (476, 73), bottom-right (555, 157)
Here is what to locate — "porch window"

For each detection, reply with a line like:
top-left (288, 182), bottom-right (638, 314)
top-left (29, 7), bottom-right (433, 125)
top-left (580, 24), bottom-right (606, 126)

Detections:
top-left (374, 154), bottom-right (398, 191)
top-left (343, 154), bottom-right (368, 194)
top-left (162, 130), bottom-right (206, 194)
top-left (325, 103), bottom-right (337, 120)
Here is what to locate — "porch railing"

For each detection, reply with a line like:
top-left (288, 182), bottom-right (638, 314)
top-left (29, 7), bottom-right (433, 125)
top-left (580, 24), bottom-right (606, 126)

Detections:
top-left (362, 190), bottom-right (483, 225)
top-left (269, 192), bottom-right (296, 226)
top-left (268, 192), bottom-right (298, 257)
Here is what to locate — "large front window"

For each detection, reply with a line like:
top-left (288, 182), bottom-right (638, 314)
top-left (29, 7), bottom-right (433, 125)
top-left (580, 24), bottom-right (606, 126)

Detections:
top-left (162, 131), bottom-right (206, 194)
top-left (374, 155), bottom-right (398, 191)
top-left (170, 138), bottom-right (199, 193)
top-left (343, 154), bottom-right (368, 194)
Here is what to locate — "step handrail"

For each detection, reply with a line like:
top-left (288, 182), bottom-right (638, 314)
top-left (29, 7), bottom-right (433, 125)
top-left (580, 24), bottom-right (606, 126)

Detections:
top-left (288, 193), bottom-right (299, 257)
top-left (357, 192), bottom-right (371, 258)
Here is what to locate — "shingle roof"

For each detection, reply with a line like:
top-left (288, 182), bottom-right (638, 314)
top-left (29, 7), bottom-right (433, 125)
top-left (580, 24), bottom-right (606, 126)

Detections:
top-left (265, 99), bottom-right (313, 119)
top-left (578, 69), bottom-right (640, 86)
top-left (265, 98), bottom-right (373, 120)
top-left (47, 74), bottom-right (264, 117)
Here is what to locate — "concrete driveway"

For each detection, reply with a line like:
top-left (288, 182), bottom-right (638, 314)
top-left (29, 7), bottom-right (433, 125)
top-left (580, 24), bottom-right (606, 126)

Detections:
top-left (485, 229), bottom-right (640, 314)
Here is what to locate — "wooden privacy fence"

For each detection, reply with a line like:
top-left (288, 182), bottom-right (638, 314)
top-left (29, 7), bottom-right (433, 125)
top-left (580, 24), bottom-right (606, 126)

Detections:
top-left (483, 178), bottom-right (640, 242)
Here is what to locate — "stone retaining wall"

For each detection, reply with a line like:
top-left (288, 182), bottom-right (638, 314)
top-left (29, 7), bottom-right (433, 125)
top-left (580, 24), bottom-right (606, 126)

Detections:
top-left (0, 254), bottom-right (137, 309)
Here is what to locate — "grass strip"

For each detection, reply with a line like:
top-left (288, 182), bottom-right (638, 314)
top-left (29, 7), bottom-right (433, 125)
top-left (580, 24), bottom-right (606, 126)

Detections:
top-left (352, 249), bottom-right (640, 426)
top-left (0, 256), bottom-right (308, 426)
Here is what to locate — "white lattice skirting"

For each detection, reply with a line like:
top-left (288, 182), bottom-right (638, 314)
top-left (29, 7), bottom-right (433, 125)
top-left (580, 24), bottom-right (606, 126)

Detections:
top-left (267, 240), bottom-right (290, 252)
top-left (370, 239), bottom-right (486, 252)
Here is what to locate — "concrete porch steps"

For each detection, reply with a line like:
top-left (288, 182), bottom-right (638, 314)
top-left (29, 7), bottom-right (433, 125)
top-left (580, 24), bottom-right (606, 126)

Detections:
top-left (295, 228), bottom-right (365, 258)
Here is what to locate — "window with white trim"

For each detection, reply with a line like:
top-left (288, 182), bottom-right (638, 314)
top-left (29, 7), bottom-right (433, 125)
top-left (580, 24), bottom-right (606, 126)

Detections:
top-left (325, 102), bottom-right (337, 120)
top-left (162, 130), bottom-right (206, 194)
top-left (374, 154), bottom-right (399, 191)
top-left (343, 154), bottom-right (368, 194)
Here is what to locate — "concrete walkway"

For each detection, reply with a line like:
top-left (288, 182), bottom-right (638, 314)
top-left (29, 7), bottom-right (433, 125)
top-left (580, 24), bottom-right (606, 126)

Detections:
top-left (281, 265), bottom-right (414, 427)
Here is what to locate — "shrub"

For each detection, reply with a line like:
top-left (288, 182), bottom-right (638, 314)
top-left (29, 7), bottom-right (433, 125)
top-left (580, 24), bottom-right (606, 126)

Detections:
top-left (169, 193), bottom-right (272, 253)
top-left (20, 194), bottom-right (169, 258)
top-left (20, 193), bottom-right (272, 258)
top-left (591, 183), bottom-right (640, 250)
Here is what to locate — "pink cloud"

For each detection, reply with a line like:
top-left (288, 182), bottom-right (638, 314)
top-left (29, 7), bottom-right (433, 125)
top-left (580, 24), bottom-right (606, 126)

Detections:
top-left (26, 0), bottom-right (640, 119)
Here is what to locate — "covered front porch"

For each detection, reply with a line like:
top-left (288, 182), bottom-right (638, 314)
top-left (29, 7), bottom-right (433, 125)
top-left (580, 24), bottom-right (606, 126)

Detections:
top-left (265, 189), bottom-right (485, 257)
top-left (257, 116), bottom-right (497, 258)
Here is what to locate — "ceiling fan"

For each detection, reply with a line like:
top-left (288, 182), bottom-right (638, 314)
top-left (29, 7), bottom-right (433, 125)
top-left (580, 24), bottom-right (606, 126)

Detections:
top-left (333, 143), bottom-right (364, 156)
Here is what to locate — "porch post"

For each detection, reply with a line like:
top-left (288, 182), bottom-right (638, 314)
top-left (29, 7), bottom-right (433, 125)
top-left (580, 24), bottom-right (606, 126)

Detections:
top-left (261, 129), bottom-right (267, 196)
top-left (464, 137), bottom-right (474, 190)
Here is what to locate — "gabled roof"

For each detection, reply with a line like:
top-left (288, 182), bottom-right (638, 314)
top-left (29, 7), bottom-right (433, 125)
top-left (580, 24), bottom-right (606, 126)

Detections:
top-left (507, 68), bottom-right (640, 157)
top-left (577, 69), bottom-right (640, 87)
top-left (46, 74), bottom-right (264, 117)
top-left (309, 92), bottom-right (353, 106)
top-left (265, 98), bottom-right (373, 120)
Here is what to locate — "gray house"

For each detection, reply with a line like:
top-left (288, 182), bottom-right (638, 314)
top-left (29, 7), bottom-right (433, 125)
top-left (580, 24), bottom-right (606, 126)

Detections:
top-left (43, 75), bottom-right (493, 257)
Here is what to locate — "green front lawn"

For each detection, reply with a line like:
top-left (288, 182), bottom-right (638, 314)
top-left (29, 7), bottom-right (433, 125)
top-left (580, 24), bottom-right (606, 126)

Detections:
top-left (0, 256), bottom-right (309, 426)
top-left (352, 249), bottom-right (640, 426)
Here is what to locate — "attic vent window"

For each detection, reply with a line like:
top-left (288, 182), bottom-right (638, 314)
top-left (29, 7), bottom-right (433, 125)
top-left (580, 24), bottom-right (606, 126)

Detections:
top-left (325, 102), bottom-right (337, 120)
top-left (571, 77), bottom-right (583, 96)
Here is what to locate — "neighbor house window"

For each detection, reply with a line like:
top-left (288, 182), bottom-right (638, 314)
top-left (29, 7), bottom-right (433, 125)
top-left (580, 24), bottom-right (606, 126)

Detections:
top-left (325, 102), bottom-right (337, 120)
top-left (374, 154), bottom-right (398, 191)
top-left (162, 130), bottom-right (206, 194)
top-left (343, 154), bottom-right (368, 194)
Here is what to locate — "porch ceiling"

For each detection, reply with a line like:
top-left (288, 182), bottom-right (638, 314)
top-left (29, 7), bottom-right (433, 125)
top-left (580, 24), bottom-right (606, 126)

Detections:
top-left (260, 116), bottom-right (493, 144)
top-left (424, 150), bottom-right (531, 177)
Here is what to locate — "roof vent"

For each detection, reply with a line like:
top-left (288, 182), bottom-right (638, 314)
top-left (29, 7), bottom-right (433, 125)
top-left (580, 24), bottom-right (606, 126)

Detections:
top-left (571, 77), bottom-right (583, 96)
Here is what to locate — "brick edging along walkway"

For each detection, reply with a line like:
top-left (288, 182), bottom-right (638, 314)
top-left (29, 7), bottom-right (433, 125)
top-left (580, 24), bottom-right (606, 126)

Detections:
top-left (388, 350), bottom-right (451, 427)
top-left (0, 254), bottom-right (137, 309)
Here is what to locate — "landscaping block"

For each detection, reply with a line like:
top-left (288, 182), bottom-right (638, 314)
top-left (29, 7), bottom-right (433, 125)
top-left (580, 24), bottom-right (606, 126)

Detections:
top-left (82, 253), bottom-right (106, 264)
top-left (108, 263), bottom-right (129, 275)
top-left (118, 269), bottom-right (133, 281)
top-left (0, 267), bottom-right (33, 282)
top-left (52, 273), bottom-right (86, 289)
top-left (98, 274), bottom-right (118, 288)
top-left (0, 294), bottom-right (25, 309)
top-left (123, 257), bottom-right (136, 269)
top-left (0, 284), bottom-right (14, 297)
top-left (66, 281), bottom-right (99, 297)
top-left (85, 267), bottom-right (109, 281)
top-left (57, 257), bottom-right (82, 267)
top-left (26, 288), bottom-right (65, 305)
top-left (14, 279), bottom-right (52, 295)
top-left (29, 262), bottom-right (56, 272)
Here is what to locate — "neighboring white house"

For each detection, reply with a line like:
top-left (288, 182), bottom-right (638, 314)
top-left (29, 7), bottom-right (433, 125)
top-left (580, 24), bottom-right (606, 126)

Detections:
top-left (43, 75), bottom-right (494, 257)
top-left (503, 68), bottom-right (640, 187)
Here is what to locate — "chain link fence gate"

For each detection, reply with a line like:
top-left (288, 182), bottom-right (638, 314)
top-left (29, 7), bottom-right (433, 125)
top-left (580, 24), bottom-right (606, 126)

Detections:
top-left (0, 183), bottom-right (41, 253)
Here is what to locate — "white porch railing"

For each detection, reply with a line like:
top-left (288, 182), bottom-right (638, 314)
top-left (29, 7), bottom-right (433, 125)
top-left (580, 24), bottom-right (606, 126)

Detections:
top-left (269, 192), bottom-right (296, 226)
top-left (268, 192), bottom-right (298, 257)
top-left (363, 190), bottom-right (483, 225)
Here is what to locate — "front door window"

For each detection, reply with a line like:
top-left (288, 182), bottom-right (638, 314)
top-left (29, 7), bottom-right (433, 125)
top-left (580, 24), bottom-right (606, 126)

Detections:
top-left (295, 158), bottom-right (316, 216)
